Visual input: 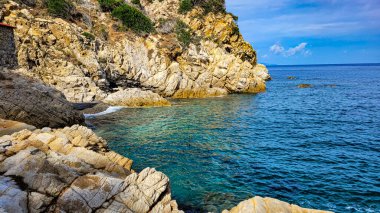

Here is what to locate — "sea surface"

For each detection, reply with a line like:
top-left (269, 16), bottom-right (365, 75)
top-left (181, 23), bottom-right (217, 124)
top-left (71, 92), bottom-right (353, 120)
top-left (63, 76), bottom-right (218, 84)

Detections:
top-left (88, 64), bottom-right (380, 213)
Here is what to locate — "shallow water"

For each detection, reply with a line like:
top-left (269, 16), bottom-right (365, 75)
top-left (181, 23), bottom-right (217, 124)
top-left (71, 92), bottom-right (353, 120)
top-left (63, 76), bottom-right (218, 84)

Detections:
top-left (88, 64), bottom-right (380, 212)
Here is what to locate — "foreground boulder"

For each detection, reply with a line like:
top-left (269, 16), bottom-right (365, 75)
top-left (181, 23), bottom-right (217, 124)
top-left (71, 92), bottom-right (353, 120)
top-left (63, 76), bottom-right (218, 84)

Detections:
top-left (223, 196), bottom-right (333, 213)
top-left (0, 70), bottom-right (84, 128)
top-left (0, 125), bottom-right (182, 213)
top-left (103, 88), bottom-right (171, 107)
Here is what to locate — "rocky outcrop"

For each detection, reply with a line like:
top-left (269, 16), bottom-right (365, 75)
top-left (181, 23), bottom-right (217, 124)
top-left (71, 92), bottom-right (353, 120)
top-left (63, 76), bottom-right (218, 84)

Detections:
top-left (222, 196), bottom-right (333, 213)
top-left (104, 88), bottom-right (171, 107)
top-left (0, 125), bottom-right (182, 213)
top-left (1, 0), bottom-right (269, 103)
top-left (0, 69), bottom-right (84, 128)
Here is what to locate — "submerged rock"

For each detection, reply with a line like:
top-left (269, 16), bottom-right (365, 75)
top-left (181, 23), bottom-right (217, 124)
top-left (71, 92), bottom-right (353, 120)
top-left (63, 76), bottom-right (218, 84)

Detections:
top-left (104, 88), bottom-right (171, 107)
top-left (287, 76), bottom-right (297, 80)
top-left (223, 196), bottom-right (333, 213)
top-left (298, 84), bottom-right (313, 88)
top-left (0, 125), bottom-right (182, 213)
top-left (0, 70), bottom-right (84, 128)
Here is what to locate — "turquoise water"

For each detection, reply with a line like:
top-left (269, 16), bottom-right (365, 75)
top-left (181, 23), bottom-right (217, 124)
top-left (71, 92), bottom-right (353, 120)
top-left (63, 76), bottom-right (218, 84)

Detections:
top-left (88, 64), bottom-right (380, 212)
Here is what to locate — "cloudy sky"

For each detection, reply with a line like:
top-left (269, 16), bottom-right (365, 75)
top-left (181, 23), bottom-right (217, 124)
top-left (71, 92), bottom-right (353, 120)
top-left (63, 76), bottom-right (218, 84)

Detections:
top-left (225, 0), bottom-right (380, 65)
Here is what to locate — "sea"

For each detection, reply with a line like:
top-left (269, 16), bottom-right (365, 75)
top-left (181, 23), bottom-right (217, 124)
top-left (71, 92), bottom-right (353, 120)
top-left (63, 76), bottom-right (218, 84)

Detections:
top-left (87, 64), bottom-right (380, 213)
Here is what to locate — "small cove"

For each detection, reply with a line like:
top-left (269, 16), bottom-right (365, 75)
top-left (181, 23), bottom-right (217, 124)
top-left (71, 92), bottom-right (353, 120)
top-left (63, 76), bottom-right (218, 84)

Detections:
top-left (88, 64), bottom-right (380, 212)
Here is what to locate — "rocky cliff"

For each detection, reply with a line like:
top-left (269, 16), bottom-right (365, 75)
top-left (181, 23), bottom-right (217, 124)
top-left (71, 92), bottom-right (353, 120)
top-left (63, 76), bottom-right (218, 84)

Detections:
top-left (0, 0), bottom-right (270, 103)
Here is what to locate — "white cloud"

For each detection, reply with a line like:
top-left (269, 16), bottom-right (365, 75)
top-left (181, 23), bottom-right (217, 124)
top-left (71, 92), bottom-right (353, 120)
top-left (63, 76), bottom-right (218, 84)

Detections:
top-left (270, 44), bottom-right (285, 54)
top-left (270, 42), bottom-right (311, 57)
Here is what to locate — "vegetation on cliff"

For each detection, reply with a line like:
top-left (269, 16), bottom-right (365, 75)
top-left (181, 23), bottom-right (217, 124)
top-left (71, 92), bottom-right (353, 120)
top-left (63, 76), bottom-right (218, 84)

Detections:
top-left (179, 0), bottom-right (226, 14)
top-left (45, 0), bottom-right (74, 19)
top-left (111, 4), bottom-right (154, 33)
top-left (98, 0), bottom-right (154, 33)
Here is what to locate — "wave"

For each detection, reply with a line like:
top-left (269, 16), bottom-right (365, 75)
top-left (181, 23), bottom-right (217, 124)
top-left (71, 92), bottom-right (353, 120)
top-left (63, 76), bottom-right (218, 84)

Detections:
top-left (84, 106), bottom-right (124, 118)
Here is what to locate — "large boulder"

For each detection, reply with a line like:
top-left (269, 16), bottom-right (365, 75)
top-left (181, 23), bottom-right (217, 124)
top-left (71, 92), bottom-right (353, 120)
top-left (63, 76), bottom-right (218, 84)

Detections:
top-left (0, 70), bottom-right (84, 128)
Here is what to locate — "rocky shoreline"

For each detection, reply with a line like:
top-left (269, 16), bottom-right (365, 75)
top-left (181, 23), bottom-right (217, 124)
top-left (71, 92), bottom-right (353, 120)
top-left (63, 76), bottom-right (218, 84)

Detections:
top-left (1, 0), bottom-right (332, 211)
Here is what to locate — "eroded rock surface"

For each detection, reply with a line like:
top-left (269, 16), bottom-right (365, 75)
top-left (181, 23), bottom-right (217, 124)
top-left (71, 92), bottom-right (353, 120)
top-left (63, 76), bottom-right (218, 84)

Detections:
top-left (0, 125), bottom-right (182, 213)
top-left (223, 196), bottom-right (333, 213)
top-left (0, 70), bottom-right (84, 128)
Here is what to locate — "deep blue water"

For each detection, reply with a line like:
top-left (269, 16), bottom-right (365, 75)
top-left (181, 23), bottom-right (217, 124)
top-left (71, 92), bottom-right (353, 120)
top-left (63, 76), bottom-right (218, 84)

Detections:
top-left (88, 64), bottom-right (380, 213)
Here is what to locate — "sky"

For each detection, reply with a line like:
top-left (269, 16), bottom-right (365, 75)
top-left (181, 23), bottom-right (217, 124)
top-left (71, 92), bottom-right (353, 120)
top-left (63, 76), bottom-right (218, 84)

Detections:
top-left (225, 0), bottom-right (380, 65)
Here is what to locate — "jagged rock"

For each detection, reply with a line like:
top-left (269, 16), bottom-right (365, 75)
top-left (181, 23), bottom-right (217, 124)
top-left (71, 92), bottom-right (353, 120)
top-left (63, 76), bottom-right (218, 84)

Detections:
top-left (103, 88), bottom-right (171, 107)
top-left (0, 125), bottom-right (182, 213)
top-left (0, 70), bottom-right (84, 128)
top-left (222, 196), bottom-right (333, 213)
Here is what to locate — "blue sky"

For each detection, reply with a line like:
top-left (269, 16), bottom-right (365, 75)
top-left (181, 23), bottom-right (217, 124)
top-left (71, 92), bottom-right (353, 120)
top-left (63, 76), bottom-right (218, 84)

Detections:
top-left (226, 0), bottom-right (380, 65)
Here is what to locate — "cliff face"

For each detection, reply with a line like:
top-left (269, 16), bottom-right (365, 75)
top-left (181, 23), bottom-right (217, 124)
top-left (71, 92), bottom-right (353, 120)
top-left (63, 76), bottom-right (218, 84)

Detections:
top-left (1, 0), bottom-right (270, 103)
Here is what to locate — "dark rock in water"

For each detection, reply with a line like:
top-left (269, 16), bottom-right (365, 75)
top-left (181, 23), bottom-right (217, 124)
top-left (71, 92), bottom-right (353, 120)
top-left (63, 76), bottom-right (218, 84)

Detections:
top-left (73, 102), bottom-right (110, 114)
top-left (287, 76), bottom-right (297, 80)
top-left (0, 71), bottom-right (84, 128)
top-left (298, 84), bottom-right (313, 88)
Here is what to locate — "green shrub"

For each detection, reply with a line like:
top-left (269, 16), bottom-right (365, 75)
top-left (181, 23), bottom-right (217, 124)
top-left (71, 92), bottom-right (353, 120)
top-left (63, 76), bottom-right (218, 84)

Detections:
top-left (98, 0), bottom-right (123, 11)
top-left (179, 0), bottom-right (192, 14)
top-left (192, 0), bottom-right (225, 14)
top-left (82, 32), bottom-right (95, 40)
top-left (228, 12), bottom-right (238, 21)
top-left (111, 4), bottom-right (154, 33)
top-left (175, 20), bottom-right (192, 47)
top-left (131, 0), bottom-right (141, 6)
top-left (45, 0), bottom-right (74, 19)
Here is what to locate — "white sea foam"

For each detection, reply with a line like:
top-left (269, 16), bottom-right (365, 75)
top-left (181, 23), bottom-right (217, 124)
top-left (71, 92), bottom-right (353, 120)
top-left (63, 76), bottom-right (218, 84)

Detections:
top-left (84, 106), bottom-right (124, 118)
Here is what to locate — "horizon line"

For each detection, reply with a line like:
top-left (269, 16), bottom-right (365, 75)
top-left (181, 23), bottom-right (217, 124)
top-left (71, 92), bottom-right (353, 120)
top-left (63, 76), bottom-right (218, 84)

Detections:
top-left (264, 62), bottom-right (380, 67)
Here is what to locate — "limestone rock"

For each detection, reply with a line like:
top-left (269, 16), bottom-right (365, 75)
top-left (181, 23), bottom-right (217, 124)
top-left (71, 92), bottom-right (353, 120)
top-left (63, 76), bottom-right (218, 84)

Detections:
top-left (0, 71), bottom-right (84, 128)
top-left (104, 88), bottom-right (171, 107)
top-left (0, 125), bottom-right (182, 213)
top-left (222, 196), bottom-right (333, 213)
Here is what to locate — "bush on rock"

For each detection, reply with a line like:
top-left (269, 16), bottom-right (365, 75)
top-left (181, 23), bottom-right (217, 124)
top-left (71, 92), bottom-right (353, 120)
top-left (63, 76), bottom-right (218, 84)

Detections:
top-left (111, 4), bottom-right (154, 33)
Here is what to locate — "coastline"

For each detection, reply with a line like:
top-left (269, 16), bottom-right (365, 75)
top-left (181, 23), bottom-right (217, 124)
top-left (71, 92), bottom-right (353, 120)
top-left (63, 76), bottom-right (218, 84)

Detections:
top-left (0, 0), bottom-right (340, 211)
top-left (0, 118), bottom-right (333, 212)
